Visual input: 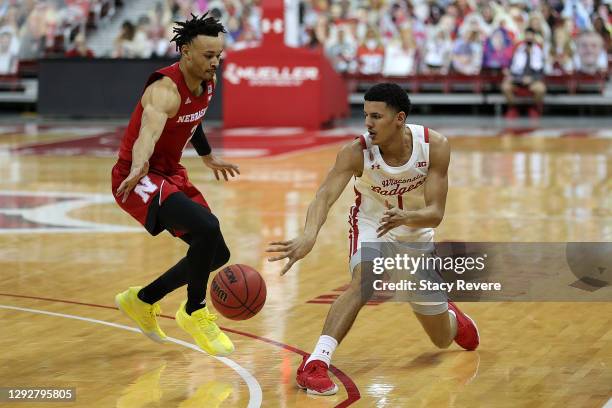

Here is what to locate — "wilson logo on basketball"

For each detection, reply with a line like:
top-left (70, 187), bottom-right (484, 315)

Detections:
top-left (223, 267), bottom-right (238, 284)
top-left (211, 279), bottom-right (228, 303)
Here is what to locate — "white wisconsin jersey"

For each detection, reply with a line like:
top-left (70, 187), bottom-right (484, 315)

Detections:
top-left (350, 123), bottom-right (433, 245)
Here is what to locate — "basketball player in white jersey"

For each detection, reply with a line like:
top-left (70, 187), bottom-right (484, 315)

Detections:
top-left (267, 83), bottom-right (479, 395)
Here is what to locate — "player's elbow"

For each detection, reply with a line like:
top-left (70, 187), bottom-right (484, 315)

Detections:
top-left (430, 210), bottom-right (444, 228)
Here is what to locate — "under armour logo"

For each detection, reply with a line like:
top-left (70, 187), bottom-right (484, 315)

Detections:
top-left (416, 161), bottom-right (427, 168)
top-left (371, 163), bottom-right (380, 169)
top-left (322, 350), bottom-right (330, 355)
top-left (185, 97), bottom-right (191, 105)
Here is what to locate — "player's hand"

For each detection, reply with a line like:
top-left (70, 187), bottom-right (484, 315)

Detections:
top-left (522, 76), bottom-right (532, 85)
top-left (116, 161), bottom-right (149, 203)
top-left (266, 235), bottom-right (315, 276)
top-left (202, 154), bottom-right (240, 181)
top-left (377, 200), bottom-right (408, 238)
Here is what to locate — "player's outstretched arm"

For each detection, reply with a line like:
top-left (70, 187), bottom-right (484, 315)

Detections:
top-left (267, 141), bottom-right (362, 275)
top-left (116, 78), bottom-right (180, 202)
top-left (377, 129), bottom-right (450, 237)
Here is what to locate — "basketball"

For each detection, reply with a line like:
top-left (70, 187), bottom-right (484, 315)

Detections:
top-left (210, 264), bottom-right (267, 320)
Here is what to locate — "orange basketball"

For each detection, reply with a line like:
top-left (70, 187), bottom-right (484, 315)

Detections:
top-left (210, 264), bottom-right (266, 320)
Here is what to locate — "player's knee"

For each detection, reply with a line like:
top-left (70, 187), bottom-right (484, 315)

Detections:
top-left (212, 243), bottom-right (230, 270)
top-left (192, 213), bottom-right (222, 240)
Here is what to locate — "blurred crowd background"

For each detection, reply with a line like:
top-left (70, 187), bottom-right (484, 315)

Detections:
top-left (0, 0), bottom-right (609, 77)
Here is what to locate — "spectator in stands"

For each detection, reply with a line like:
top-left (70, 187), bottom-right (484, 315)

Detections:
top-left (501, 27), bottom-right (547, 119)
top-left (382, 26), bottom-right (418, 76)
top-left (592, 15), bottom-right (611, 54)
top-left (450, 27), bottom-right (482, 75)
top-left (113, 20), bottom-right (138, 58)
top-left (527, 11), bottom-right (551, 47)
top-left (325, 25), bottom-right (357, 73)
top-left (574, 30), bottom-right (608, 74)
top-left (561, 0), bottom-right (593, 31)
top-left (65, 31), bottom-right (94, 58)
top-left (547, 22), bottom-right (575, 74)
top-left (131, 15), bottom-right (154, 58)
top-left (0, 27), bottom-right (18, 74)
top-left (313, 13), bottom-right (330, 47)
top-left (148, 1), bottom-right (172, 56)
top-left (0, 5), bottom-right (22, 33)
top-left (479, 3), bottom-right (496, 35)
top-left (19, 0), bottom-right (59, 59)
top-left (422, 26), bottom-right (452, 74)
top-left (425, 0), bottom-right (444, 26)
top-left (356, 26), bottom-right (385, 75)
top-left (482, 26), bottom-right (514, 71)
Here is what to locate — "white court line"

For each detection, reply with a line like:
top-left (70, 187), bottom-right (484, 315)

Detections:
top-left (603, 398), bottom-right (612, 408)
top-left (0, 304), bottom-right (262, 408)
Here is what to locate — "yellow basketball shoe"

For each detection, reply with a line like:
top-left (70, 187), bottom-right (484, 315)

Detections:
top-left (115, 286), bottom-right (167, 343)
top-left (175, 301), bottom-right (234, 356)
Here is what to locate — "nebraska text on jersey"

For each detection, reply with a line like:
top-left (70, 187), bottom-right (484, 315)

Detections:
top-left (177, 108), bottom-right (207, 123)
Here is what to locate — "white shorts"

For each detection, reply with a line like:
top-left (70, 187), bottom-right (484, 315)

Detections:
top-left (348, 217), bottom-right (447, 316)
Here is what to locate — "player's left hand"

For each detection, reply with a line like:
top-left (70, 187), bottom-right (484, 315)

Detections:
top-left (202, 154), bottom-right (240, 181)
top-left (377, 200), bottom-right (408, 237)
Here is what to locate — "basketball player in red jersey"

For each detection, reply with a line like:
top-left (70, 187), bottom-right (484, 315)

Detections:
top-left (112, 14), bottom-right (236, 356)
top-left (268, 83), bottom-right (479, 395)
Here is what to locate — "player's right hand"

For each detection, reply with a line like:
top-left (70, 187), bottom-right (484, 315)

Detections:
top-left (266, 236), bottom-right (315, 275)
top-left (116, 161), bottom-right (149, 203)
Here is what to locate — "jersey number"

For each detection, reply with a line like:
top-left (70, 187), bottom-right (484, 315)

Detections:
top-left (397, 195), bottom-right (404, 210)
top-left (183, 124), bottom-right (199, 152)
top-left (134, 175), bottom-right (158, 203)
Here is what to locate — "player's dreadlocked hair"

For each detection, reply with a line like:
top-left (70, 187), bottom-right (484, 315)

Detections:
top-left (171, 13), bottom-right (226, 52)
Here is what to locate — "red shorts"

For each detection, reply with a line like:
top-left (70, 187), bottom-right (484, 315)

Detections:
top-left (111, 160), bottom-right (209, 236)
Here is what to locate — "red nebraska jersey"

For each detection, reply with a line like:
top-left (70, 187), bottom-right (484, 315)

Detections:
top-left (118, 62), bottom-right (215, 173)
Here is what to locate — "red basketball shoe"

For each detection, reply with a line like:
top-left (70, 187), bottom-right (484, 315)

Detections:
top-left (448, 302), bottom-right (480, 350)
top-left (296, 356), bottom-right (338, 396)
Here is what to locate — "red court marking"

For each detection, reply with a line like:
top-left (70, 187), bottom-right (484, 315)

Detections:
top-left (0, 292), bottom-right (360, 407)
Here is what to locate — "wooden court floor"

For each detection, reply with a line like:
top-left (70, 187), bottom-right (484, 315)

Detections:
top-left (0, 124), bottom-right (610, 407)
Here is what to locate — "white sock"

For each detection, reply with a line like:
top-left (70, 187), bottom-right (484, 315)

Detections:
top-left (448, 310), bottom-right (458, 339)
top-left (306, 335), bottom-right (338, 366)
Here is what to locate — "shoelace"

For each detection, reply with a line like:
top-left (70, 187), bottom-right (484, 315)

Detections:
top-left (309, 362), bottom-right (329, 377)
top-left (196, 311), bottom-right (221, 337)
top-left (143, 304), bottom-right (161, 325)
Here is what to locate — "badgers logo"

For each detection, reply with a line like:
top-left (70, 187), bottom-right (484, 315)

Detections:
top-left (211, 279), bottom-right (228, 302)
top-left (223, 267), bottom-right (238, 284)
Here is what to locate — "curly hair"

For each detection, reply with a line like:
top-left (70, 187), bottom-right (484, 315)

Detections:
top-left (171, 12), bottom-right (226, 52)
top-left (364, 83), bottom-right (412, 117)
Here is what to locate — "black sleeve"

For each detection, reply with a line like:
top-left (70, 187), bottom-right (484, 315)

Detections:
top-left (190, 123), bottom-right (212, 156)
